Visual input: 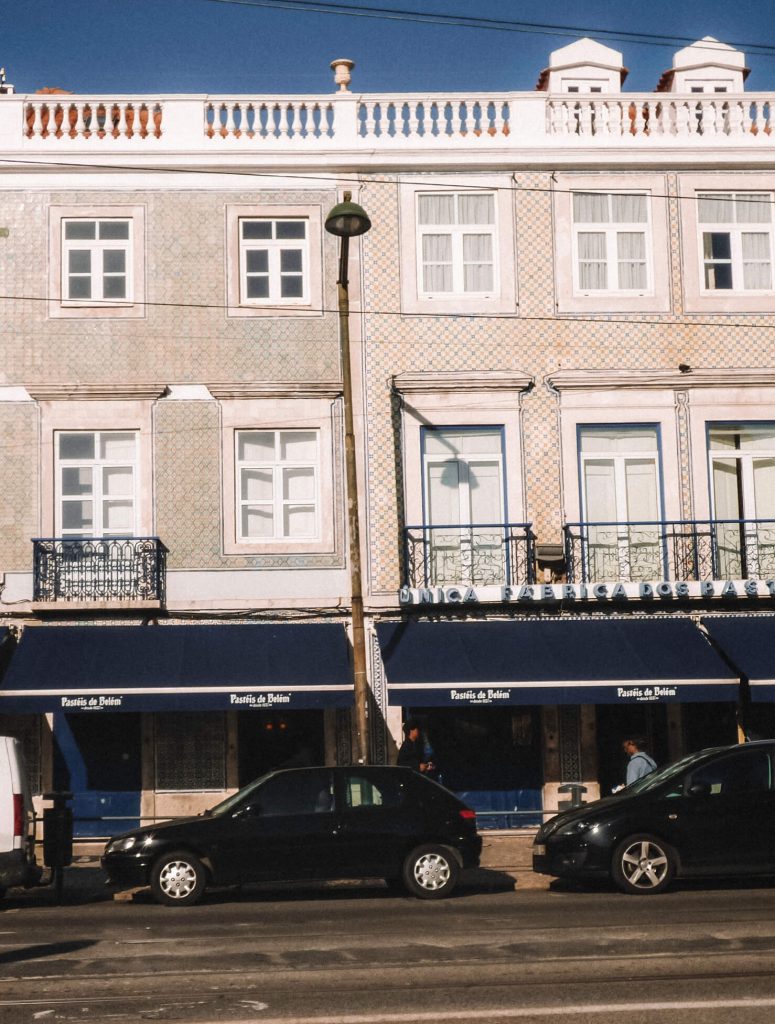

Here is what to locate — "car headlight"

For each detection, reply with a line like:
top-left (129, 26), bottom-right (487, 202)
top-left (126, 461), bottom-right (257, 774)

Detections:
top-left (556, 819), bottom-right (598, 837)
top-left (106, 835), bottom-right (138, 854)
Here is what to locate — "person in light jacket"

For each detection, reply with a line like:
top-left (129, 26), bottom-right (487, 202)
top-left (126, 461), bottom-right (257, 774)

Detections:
top-left (623, 736), bottom-right (657, 786)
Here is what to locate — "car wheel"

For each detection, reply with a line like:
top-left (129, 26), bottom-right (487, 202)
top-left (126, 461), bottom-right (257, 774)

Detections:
top-left (150, 850), bottom-right (207, 907)
top-left (402, 844), bottom-right (460, 900)
top-left (611, 834), bottom-right (676, 895)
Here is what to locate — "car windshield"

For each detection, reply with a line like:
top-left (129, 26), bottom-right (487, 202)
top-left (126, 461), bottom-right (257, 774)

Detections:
top-left (205, 771), bottom-right (275, 817)
top-left (623, 746), bottom-right (727, 795)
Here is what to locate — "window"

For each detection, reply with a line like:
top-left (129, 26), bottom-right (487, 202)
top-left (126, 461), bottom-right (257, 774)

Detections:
top-left (709, 424), bottom-right (775, 577)
top-left (688, 749), bottom-right (771, 796)
top-left (155, 713), bottom-right (226, 791)
top-left (226, 203), bottom-right (323, 317)
top-left (49, 205), bottom-right (145, 319)
top-left (56, 431), bottom-right (138, 537)
top-left (343, 771), bottom-right (405, 811)
top-left (417, 193), bottom-right (496, 297)
top-left (252, 769), bottom-right (333, 816)
top-left (698, 193), bottom-right (773, 292)
top-left (572, 192), bottom-right (650, 293)
top-left (239, 218), bottom-right (308, 304)
top-left (554, 174), bottom-right (669, 313)
top-left (236, 429), bottom-right (319, 542)
top-left (579, 426), bottom-right (662, 581)
top-left (62, 218), bottom-right (131, 302)
top-left (399, 180), bottom-right (516, 315)
top-left (422, 428), bottom-right (506, 585)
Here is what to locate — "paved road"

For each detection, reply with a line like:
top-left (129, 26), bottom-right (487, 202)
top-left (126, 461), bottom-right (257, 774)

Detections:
top-left (2, 870), bottom-right (775, 1023)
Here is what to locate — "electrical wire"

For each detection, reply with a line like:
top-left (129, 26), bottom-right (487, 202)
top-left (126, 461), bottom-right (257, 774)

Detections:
top-left (200, 0), bottom-right (775, 58)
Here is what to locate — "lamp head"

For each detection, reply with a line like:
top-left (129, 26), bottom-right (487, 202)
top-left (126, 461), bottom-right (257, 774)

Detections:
top-left (325, 191), bottom-right (371, 238)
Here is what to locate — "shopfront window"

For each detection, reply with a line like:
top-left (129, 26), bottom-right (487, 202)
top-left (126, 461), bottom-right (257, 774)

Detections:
top-left (155, 713), bottom-right (226, 791)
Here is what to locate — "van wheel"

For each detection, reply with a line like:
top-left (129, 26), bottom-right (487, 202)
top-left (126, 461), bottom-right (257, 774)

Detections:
top-left (612, 834), bottom-right (676, 895)
top-left (150, 851), bottom-right (206, 906)
top-left (402, 844), bottom-right (459, 899)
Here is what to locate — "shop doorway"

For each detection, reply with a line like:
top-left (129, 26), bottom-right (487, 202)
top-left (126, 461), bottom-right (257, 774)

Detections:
top-left (683, 702), bottom-right (739, 752)
top-left (52, 712), bottom-right (142, 838)
top-left (595, 704), bottom-right (668, 797)
top-left (405, 706), bottom-right (542, 828)
top-left (237, 710), bottom-right (325, 786)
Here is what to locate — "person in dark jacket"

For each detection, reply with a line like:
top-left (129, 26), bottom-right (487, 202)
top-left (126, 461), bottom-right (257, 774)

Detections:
top-left (397, 719), bottom-right (433, 773)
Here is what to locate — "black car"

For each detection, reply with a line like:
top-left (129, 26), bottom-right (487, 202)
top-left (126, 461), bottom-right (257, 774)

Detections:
top-left (102, 765), bottom-right (481, 906)
top-left (533, 741), bottom-right (775, 895)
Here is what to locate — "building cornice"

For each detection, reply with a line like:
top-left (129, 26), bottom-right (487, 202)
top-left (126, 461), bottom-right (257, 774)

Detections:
top-left (393, 370), bottom-right (534, 394)
top-left (545, 368), bottom-right (775, 392)
top-left (206, 382), bottom-right (342, 400)
top-left (25, 383), bottom-right (168, 401)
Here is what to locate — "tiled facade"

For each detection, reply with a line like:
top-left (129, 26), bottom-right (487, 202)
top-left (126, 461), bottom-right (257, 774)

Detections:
top-left (3, 34), bottom-right (775, 833)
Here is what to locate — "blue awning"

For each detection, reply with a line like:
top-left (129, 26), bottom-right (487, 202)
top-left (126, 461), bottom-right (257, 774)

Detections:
top-left (376, 618), bottom-right (738, 706)
top-left (702, 616), bottom-right (775, 702)
top-left (0, 624), bottom-right (353, 713)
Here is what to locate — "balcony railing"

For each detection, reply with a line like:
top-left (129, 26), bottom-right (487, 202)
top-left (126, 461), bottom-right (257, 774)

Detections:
top-left (564, 519), bottom-right (775, 584)
top-left (32, 537), bottom-right (167, 604)
top-left (402, 523), bottom-right (536, 589)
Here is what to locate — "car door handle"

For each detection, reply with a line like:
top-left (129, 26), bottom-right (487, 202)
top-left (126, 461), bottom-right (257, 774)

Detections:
top-left (668, 814), bottom-right (678, 820)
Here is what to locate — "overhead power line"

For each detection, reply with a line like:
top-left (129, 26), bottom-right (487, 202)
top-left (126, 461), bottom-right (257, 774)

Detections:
top-left (202, 0), bottom-right (775, 58)
top-left (2, 156), bottom-right (775, 210)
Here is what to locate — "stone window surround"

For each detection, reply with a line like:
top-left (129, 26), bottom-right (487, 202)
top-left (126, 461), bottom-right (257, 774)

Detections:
top-left (393, 371), bottom-right (532, 528)
top-left (33, 394), bottom-right (156, 537)
top-left (217, 388), bottom-right (339, 556)
top-left (48, 204), bottom-right (146, 319)
top-left (398, 175), bottom-right (518, 316)
top-left (225, 203), bottom-right (324, 318)
top-left (548, 368), bottom-right (775, 524)
top-left (553, 172), bottom-right (671, 314)
top-left (680, 173), bottom-right (775, 313)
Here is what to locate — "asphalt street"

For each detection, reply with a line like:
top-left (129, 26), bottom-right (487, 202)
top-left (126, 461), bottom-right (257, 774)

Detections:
top-left (2, 868), bottom-right (775, 1024)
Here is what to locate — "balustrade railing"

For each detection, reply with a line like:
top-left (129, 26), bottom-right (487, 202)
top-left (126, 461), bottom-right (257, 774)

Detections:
top-left (564, 519), bottom-right (775, 584)
top-left (6, 92), bottom-right (775, 147)
top-left (32, 537), bottom-right (167, 603)
top-left (24, 100), bottom-right (163, 140)
top-left (547, 94), bottom-right (772, 139)
top-left (403, 523), bottom-right (535, 589)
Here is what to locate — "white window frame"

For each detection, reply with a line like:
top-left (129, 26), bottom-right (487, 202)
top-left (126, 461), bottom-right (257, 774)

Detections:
top-left (579, 426), bottom-right (663, 525)
top-left (238, 218), bottom-right (310, 306)
top-left (553, 173), bottom-right (670, 313)
top-left (62, 217), bottom-right (133, 304)
top-left (226, 203), bottom-right (324, 317)
top-left (415, 192), bottom-right (498, 300)
top-left (708, 423), bottom-right (775, 521)
top-left (571, 192), bottom-right (652, 296)
top-left (696, 192), bottom-right (774, 295)
top-left (235, 428), bottom-right (320, 544)
top-left (220, 396), bottom-right (337, 555)
top-left (54, 429), bottom-right (139, 538)
top-left (422, 428), bottom-right (506, 527)
top-left (399, 177), bottom-right (517, 316)
top-left (680, 174), bottom-right (775, 313)
top-left (48, 205), bottom-right (145, 319)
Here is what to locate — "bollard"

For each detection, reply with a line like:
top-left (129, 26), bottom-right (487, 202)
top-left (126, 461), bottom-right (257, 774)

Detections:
top-left (558, 782), bottom-right (587, 811)
top-left (42, 791), bottom-right (74, 903)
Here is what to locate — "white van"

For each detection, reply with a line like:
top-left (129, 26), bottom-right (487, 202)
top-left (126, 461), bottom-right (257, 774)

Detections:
top-left (0, 736), bottom-right (40, 895)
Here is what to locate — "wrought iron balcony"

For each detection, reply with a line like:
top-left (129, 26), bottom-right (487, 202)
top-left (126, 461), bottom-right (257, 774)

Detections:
top-left (402, 523), bottom-right (536, 589)
top-left (564, 519), bottom-right (775, 584)
top-left (32, 537), bottom-right (167, 604)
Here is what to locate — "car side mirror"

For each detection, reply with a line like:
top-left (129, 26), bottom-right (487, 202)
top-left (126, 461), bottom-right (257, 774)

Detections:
top-left (688, 781), bottom-right (711, 798)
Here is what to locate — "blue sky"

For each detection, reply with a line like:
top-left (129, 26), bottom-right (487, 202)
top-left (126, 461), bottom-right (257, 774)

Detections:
top-left (6, 0), bottom-right (775, 95)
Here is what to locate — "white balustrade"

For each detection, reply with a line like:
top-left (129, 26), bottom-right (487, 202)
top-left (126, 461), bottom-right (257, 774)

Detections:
top-left (8, 90), bottom-right (775, 150)
top-left (546, 93), bottom-right (773, 140)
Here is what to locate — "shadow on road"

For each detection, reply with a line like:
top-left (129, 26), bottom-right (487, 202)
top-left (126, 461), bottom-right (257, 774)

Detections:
top-left (0, 939), bottom-right (97, 965)
top-left (546, 875), bottom-right (775, 896)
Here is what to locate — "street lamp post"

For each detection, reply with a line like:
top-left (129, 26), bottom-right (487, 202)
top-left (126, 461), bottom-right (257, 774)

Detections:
top-left (325, 191), bottom-right (372, 765)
